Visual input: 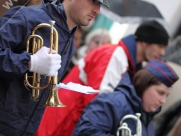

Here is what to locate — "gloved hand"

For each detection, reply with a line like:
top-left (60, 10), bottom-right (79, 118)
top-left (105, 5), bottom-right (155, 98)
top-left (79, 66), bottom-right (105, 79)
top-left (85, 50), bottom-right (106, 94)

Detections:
top-left (29, 46), bottom-right (61, 76)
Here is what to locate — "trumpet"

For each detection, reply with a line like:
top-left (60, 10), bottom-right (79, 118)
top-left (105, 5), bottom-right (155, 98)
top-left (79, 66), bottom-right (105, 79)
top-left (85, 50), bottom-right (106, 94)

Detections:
top-left (24, 20), bottom-right (65, 107)
top-left (116, 113), bottom-right (142, 136)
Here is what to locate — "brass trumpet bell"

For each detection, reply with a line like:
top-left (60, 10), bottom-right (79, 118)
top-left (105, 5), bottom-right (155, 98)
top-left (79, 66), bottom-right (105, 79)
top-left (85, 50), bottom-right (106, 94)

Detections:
top-left (42, 78), bottom-right (66, 107)
top-left (42, 89), bottom-right (66, 107)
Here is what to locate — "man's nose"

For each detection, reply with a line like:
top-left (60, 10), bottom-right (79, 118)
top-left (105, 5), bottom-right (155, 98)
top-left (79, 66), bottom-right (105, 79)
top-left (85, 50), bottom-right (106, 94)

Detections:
top-left (160, 96), bottom-right (166, 105)
top-left (159, 48), bottom-right (166, 56)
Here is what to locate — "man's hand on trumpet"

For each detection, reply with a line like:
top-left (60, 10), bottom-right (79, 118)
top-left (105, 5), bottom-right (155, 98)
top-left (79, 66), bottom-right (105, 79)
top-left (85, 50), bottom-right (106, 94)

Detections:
top-left (29, 46), bottom-right (61, 76)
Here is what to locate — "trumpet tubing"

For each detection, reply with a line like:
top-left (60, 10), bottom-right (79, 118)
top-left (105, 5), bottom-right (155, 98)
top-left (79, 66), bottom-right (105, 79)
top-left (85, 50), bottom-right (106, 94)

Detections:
top-left (24, 20), bottom-right (65, 107)
top-left (116, 113), bottom-right (142, 136)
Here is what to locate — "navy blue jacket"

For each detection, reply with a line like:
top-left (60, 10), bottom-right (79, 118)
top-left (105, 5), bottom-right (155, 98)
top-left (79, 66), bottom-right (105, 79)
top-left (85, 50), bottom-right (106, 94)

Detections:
top-left (0, 1), bottom-right (76, 136)
top-left (73, 72), bottom-right (160, 136)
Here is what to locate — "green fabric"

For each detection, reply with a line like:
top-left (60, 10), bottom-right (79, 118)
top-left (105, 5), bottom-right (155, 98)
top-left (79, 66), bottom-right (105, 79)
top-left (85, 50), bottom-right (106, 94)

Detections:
top-left (91, 14), bottom-right (113, 31)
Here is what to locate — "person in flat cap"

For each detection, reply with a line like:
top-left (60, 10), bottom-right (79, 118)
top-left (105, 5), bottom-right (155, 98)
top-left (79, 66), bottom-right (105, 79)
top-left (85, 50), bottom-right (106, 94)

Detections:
top-left (0, 0), bottom-right (110, 135)
top-left (50, 0), bottom-right (110, 8)
top-left (73, 59), bottom-right (179, 136)
top-left (36, 20), bottom-right (170, 136)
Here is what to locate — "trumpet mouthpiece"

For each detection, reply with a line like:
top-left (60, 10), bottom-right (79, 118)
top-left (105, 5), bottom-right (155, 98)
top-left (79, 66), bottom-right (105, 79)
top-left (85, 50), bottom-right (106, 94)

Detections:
top-left (49, 20), bottom-right (55, 26)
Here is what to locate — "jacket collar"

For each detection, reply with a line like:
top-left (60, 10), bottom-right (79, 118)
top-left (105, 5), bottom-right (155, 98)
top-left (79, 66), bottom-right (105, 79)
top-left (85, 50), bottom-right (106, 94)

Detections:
top-left (116, 71), bottom-right (161, 122)
top-left (115, 71), bottom-right (142, 113)
top-left (119, 35), bottom-right (137, 74)
top-left (41, 1), bottom-right (77, 36)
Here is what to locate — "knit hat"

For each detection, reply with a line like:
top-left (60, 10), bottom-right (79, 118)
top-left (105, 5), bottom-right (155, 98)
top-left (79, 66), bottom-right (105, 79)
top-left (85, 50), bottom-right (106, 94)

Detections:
top-left (135, 20), bottom-right (169, 45)
top-left (146, 59), bottom-right (179, 87)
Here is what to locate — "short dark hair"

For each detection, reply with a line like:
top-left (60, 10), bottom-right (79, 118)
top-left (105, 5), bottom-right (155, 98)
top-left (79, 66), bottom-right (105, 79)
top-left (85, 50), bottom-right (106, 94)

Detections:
top-left (132, 69), bottom-right (161, 98)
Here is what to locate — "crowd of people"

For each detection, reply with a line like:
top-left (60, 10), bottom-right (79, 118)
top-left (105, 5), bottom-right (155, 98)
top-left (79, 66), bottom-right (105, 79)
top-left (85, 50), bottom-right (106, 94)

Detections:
top-left (0, 0), bottom-right (180, 136)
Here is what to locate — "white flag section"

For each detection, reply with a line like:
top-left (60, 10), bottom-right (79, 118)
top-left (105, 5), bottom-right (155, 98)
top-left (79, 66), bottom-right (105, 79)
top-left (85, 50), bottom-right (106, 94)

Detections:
top-left (53, 82), bottom-right (100, 94)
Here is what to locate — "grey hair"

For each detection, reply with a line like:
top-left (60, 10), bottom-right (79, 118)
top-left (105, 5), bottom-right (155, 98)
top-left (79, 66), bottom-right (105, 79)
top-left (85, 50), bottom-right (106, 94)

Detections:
top-left (85, 29), bottom-right (111, 45)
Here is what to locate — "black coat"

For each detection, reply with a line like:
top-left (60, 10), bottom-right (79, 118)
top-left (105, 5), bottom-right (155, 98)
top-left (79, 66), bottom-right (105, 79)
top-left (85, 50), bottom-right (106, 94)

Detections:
top-left (155, 100), bottom-right (181, 136)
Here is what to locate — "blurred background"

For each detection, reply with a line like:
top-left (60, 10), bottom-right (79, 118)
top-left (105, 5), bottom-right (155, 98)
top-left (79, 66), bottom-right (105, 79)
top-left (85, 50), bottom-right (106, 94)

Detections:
top-left (83, 0), bottom-right (181, 118)
top-left (0, 0), bottom-right (181, 135)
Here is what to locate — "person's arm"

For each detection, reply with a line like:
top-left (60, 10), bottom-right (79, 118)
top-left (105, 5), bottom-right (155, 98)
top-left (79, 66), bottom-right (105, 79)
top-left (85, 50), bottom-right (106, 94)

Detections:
top-left (73, 93), bottom-right (122, 136)
top-left (78, 46), bottom-right (129, 93)
top-left (99, 46), bottom-right (129, 93)
top-left (0, 7), bottom-right (61, 79)
top-left (0, 6), bottom-right (30, 79)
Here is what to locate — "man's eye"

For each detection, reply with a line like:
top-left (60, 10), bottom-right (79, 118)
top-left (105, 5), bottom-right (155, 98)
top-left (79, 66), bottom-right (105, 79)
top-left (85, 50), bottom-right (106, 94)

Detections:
top-left (92, 0), bottom-right (97, 3)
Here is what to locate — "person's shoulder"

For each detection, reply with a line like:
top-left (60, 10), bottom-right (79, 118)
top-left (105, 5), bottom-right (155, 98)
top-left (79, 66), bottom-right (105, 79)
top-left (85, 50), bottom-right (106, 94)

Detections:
top-left (1, 6), bottom-right (29, 23)
top-left (19, 5), bottom-right (43, 16)
top-left (97, 91), bottom-right (127, 105)
top-left (19, 5), bottom-right (50, 25)
top-left (2, 6), bottom-right (23, 16)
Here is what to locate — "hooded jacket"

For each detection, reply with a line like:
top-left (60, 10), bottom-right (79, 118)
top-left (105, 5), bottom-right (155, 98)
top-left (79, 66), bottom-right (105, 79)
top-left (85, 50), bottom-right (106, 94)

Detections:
top-left (0, 1), bottom-right (76, 135)
top-left (73, 72), bottom-right (159, 136)
top-left (35, 35), bottom-right (142, 136)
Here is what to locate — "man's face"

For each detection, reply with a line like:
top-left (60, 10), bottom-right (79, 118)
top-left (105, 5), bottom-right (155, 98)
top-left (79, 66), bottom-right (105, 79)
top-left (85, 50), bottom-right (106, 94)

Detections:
top-left (142, 83), bottom-right (171, 112)
top-left (68, 0), bottom-right (100, 26)
top-left (143, 43), bottom-right (166, 61)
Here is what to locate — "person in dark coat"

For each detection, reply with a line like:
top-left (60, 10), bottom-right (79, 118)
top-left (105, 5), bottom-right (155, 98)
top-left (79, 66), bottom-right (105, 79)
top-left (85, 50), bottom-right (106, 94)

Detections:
top-left (73, 59), bottom-right (179, 136)
top-left (155, 100), bottom-right (181, 136)
top-left (37, 20), bottom-right (170, 136)
top-left (168, 116), bottom-right (181, 136)
top-left (0, 0), bottom-right (109, 135)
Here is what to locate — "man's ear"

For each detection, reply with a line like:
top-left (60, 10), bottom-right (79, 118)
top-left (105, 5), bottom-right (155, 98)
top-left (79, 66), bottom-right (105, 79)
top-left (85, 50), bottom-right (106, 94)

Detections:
top-left (141, 41), bottom-right (147, 47)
